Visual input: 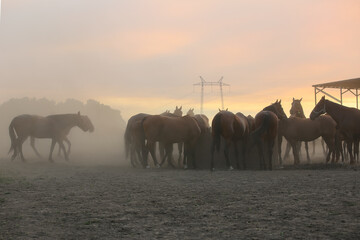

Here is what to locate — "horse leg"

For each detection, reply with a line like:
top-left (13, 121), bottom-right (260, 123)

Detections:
top-left (177, 142), bottom-right (183, 167)
top-left (224, 140), bottom-right (233, 170)
top-left (148, 142), bottom-right (160, 168)
top-left (346, 140), bottom-right (355, 165)
top-left (141, 142), bottom-right (150, 168)
top-left (290, 140), bottom-right (299, 165)
top-left (191, 144), bottom-right (197, 170)
top-left (354, 140), bottom-right (359, 163)
top-left (11, 137), bottom-right (19, 161)
top-left (305, 141), bottom-right (310, 163)
top-left (64, 137), bottom-right (71, 156)
top-left (277, 135), bottom-right (283, 166)
top-left (48, 139), bottom-right (56, 162)
top-left (267, 139), bottom-right (275, 170)
top-left (30, 137), bottom-right (42, 159)
top-left (166, 144), bottom-right (176, 168)
top-left (325, 136), bottom-right (336, 163)
top-left (241, 139), bottom-right (247, 170)
top-left (256, 140), bottom-right (265, 170)
top-left (158, 142), bottom-right (165, 164)
top-left (321, 139), bottom-right (327, 156)
top-left (18, 137), bottom-right (27, 162)
top-left (234, 141), bottom-right (240, 170)
top-left (284, 140), bottom-right (291, 161)
top-left (210, 139), bottom-right (216, 171)
top-left (58, 140), bottom-right (69, 161)
top-left (312, 140), bottom-right (316, 156)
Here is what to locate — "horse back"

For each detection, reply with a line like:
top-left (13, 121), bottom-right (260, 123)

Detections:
top-left (143, 115), bottom-right (200, 143)
top-left (11, 114), bottom-right (54, 138)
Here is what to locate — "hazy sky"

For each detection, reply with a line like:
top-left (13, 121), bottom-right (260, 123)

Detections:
top-left (1, 0), bottom-right (359, 119)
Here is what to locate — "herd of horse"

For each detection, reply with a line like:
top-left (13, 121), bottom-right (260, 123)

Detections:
top-left (125, 96), bottom-right (360, 170)
top-left (6, 96), bottom-right (360, 169)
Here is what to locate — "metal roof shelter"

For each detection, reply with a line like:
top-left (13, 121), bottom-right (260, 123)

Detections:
top-left (313, 77), bottom-right (360, 108)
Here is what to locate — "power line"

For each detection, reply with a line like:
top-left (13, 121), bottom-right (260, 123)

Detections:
top-left (193, 76), bottom-right (230, 113)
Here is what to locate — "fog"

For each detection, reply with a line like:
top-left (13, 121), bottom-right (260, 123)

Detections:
top-left (0, 97), bottom-right (126, 164)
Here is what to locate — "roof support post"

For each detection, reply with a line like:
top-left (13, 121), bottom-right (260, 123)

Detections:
top-left (340, 88), bottom-right (343, 105)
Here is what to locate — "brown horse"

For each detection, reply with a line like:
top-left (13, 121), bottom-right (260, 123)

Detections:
top-left (283, 98), bottom-right (319, 163)
top-left (124, 113), bottom-right (150, 167)
top-left (124, 106), bottom-right (183, 168)
top-left (185, 109), bottom-right (210, 168)
top-left (142, 115), bottom-right (201, 168)
top-left (310, 96), bottom-right (360, 165)
top-left (159, 106), bottom-right (183, 166)
top-left (278, 114), bottom-right (337, 164)
top-left (250, 100), bottom-right (287, 170)
top-left (9, 112), bottom-right (94, 162)
top-left (210, 110), bottom-right (250, 171)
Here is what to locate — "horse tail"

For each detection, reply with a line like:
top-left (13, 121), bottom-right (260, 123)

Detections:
top-left (140, 117), bottom-right (147, 148)
top-left (212, 113), bottom-right (222, 152)
top-left (249, 115), bottom-right (270, 147)
top-left (8, 120), bottom-right (17, 154)
top-left (124, 122), bottom-right (131, 160)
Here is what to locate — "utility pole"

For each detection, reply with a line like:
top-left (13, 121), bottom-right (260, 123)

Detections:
top-left (193, 76), bottom-right (230, 113)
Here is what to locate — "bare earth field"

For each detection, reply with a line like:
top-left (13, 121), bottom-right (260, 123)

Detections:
top-left (0, 158), bottom-right (359, 239)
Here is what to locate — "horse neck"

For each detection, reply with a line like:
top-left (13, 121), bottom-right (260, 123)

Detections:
top-left (50, 114), bottom-right (78, 130)
top-left (324, 100), bottom-right (342, 123)
top-left (263, 105), bottom-right (278, 117)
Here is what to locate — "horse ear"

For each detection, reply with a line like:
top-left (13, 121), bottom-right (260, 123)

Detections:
top-left (219, 108), bottom-right (221, 112)
top-left (279, 100), bottom-right (281, 104)
top-left (300, 98), bottom-right (302, 102)
top-left (226, 108), bottom-right (228, 111)
top-left (180, 106), bottom-right (182, 110)
top-left (275, 99), bottom-right (278, 103)
top-left (293, 97), bottom-right (295, 101)
top-left (176, 106), bottom-right (178, 110)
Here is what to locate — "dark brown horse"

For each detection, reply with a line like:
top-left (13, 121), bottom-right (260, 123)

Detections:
top-left (9, 112), bottom-right (94, 162)
top-left (210, 110), bottom-right (250, 171)
top-left (278, 114), bottom-right (337, 164)
top-left (124, 113), bottom-right (150, 167)
top-left (142, 115), bottom-right (201, 168)
top-left (250, 100), bottom-right (287, 170)
top-left (310, 96), bottom-right (360, 164)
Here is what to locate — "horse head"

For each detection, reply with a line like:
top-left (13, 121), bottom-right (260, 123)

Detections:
top-left (77, 112), bottom-right (95, 132)
top-left (187, 108), bottom-right (195, 117)
top-left (264, 100), bottom-right (287, 120)
top-left (174, 106), bottom-right (183, 117)
top-left (310, 96), bottom-right (326, 120)
top-left (290, 97), bottom-right (305, 118)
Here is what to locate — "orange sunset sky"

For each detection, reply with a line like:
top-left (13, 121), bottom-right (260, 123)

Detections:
top-left (0, 0), bottom-right (359, 120)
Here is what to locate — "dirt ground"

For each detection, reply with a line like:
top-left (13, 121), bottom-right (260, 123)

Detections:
top-left (0, 157), bottom-right (359, 239)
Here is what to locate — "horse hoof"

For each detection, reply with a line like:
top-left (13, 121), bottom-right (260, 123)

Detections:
top-left (228, 166), bottom-right (234, 171)
top-left (145, 165), bottom-right (150, 169)
top-left (155, 164), bottom-right (161, 168)
top-left (211, 168), bottom-right (215, 172)
top-left (183, 165), bottom-right (188, 169)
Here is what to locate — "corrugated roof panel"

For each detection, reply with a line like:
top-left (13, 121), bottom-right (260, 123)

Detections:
top-left (312, 78), bottom-right (360, 89)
